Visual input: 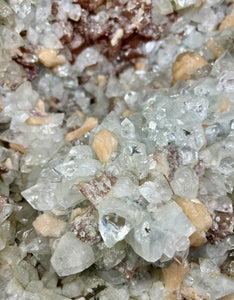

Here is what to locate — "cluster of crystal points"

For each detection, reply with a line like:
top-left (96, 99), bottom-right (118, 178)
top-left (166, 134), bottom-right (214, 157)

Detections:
top-left (0, 0), bottom-right (234, 299)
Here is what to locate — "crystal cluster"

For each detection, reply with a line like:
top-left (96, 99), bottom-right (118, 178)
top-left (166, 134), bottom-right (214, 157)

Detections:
top-left (0, 0), bottom-right (234, 299)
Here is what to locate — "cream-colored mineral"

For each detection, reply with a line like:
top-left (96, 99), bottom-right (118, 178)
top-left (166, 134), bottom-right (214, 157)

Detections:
top-left (64, 117), bottom-right (98, 141)
top-left (172, 51), bottom-right (208, 85)
top-left (4, 158), bottom-right (12, 170)
top-left (70, 207), bottom-right (83, 222)
top-left (25, 116), bottom-right (53, 126)
top-left (181, 285), bottom-right (206, 300)
top-left (92, 129), bottom-right (118, 162)
top-left (162, 260), bottom-right (189, 300)
top-left (9, 142), bottom-right (27, 154)
top-left (206, 39), bottom-right (225, 58)
top-left (175, 198), bottom-right (212, 248)
top-left (38, 48), bottom-right (66, 68)
top-left (36, 98), bottom-right (46, 115)
top-left (96, 75), bottom-right (107, 85)
top-left (219, 97), bottom-right (232, 114)
top-left (218, 293), bottom-right (234, 300)
top-left (122, 109), bottom-right (135, 118)
top-left (110, 28), bottom-right (124, 46)
top-left (135, 59), bottom-right (146, 71)
top-left (219, 15), bottom-right (234, 31)
top-left (33, 214), bottom-right (66, 238)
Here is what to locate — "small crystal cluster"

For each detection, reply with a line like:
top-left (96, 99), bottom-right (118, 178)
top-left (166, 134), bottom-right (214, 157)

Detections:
top-left (0, 0), bottom-right (234, 299)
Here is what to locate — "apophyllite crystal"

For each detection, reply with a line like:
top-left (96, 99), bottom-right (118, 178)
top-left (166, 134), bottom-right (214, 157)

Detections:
top-left (0, 0), bottom-right (234, 299)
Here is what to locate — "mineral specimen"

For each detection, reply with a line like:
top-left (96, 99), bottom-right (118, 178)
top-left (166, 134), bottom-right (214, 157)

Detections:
top-left (0, 0), bottom-right (234, 299)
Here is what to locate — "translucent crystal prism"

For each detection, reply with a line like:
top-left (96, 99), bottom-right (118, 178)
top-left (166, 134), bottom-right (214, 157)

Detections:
top-left (55, 145), bottom-right (103, 181)
top-left (98, 197), bottom-right (144, 248)
top-left (121, 118), bottom-right (136, 139)
top-left (139, 175), bottom-right (172, 207)
top-left (190, 263), bottom-right (234, 299)
top-left (114, 141), bottom-right (149, 180)
top-left (153, 0), bottom-right (173, 15)
top-left (171, 167), bottom-right (199, 199)
top-left (149, 281), bottom-right (165, 300)
top-left (99, 213), bottom-right (132, 248)
top-left (51, 232), bottom-right (95, 276)
top-left (173, 0), bottom-right (198, 10)
top-left (22, 180), bottom-right (84, 211)
top-left (126, 202), bottom-right (195, 262)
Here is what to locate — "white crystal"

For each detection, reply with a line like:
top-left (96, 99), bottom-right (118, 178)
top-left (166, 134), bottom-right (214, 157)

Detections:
top-left (190, 263), bottom-right (234, 299)
top-left (41, 32), bottom-right (63, 49)
top-left (127, 202), bottom-right (195, 262)
top-left (139, 175), bottom-right (172, 206)
top-left (98, 197), bottom-right (144, 248)
top-left (180, 147), bottom-right (198, 166)
top-left (67, 3), bottom-right (81, 21)
top-left (99, 212), bottom-right (132, 248)
top-left (51, 232), bottom-right (95, 277)
top-left (55, 145), bottom-right (103, 181)
top-left (149, 282), bottom-right (165, 300)
top-left (97, 286), bottom-right (129, 300)
top-left (199, 258), bottom-right (219, 273)
top-left (22, 180), bottom-right (84, 212)
top-left (110, 177), bottom-right (140, 200)
top-left (171, 167), bottom-right (199, 199)
top-left (153, 0), bottom-right (173, 15)
top-left (62, 277), bottom-right (84, 298)
top-left (121, 118), bottom-right (136, 139)
top-left (173, 0), bottom-right (198, 10)
top-left (73, 47), bottom-right (102, 74)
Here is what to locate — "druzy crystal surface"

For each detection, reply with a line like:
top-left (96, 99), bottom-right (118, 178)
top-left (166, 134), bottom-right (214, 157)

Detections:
top-left (0, 0), bottom-right (234, 299)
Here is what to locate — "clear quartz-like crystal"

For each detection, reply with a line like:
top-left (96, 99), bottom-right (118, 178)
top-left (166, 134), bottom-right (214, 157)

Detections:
top-left (99, 213), bottom-right (132, 248)
top-left (126, 202), bottom-right (195, 262)
top-left (1, 1), bottom-right (234, 298)
top-left (171, 166), bottom-right (199, 199)
top-left (97, 197), bottom-right (143, 248)
top-left (51, 232), bottom-right (95, 277)
top-left (55, 145), bottom-right (103, 181)
top-left (190, 263), bottom-right (234, 299)
top-left (139, 174), bottom-right (172, 207)
top-left (149, 281), bottom-right (165, 300)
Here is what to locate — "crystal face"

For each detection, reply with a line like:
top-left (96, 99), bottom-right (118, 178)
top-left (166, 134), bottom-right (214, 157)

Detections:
top-left (127, 202), bottom-right (195, 262)
top-left (1, 0), bottom-right (234, 299)
top-left (139, 174), bottom-right (173, 206)
top-left (51, 232), bottom-right (95, 277)
top-left (99, 213), bottom-right (132, 248)
top-left (170, 166), bottom-right (199, 199)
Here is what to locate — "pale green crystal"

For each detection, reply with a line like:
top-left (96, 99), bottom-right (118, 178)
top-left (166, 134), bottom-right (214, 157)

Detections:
top-left (51, 232), bottom-right (95, 276)
top-left (127, 202), bottom-right (195, 262)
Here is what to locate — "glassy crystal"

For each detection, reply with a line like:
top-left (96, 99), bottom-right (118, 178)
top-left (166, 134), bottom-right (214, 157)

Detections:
top-left (149, 281), bottom-right (165, 300)
top-left (98, 197), bottom-right (144, 248)
top-left (51, 232), bottom-right (95, 276)
top-left (171, 167), bottom-right (199, 199)
top-left (127, 202), bottom-right (195, 262)
top-left (139, 174), bottom-right (172, 207)
top-left (97, 286), bottom-right (129, 300)
top-left (190, 263), bottom-right (234, 299)
top-left (99, 213), bottom-right (132, 248)
top-left (55, 145), bottom-right (103, 181)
